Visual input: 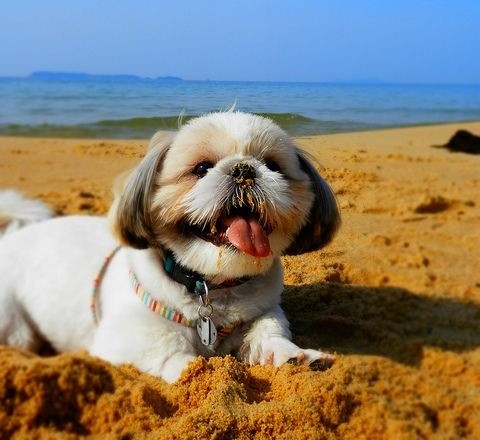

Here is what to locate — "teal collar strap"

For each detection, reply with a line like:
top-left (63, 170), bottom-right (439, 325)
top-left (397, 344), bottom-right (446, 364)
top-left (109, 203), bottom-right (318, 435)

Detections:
top-left (163, 250), bottom-right (251, 295)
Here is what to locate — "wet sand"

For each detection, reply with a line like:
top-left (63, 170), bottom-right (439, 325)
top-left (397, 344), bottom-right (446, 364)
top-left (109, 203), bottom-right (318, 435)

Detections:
top-left (1, 121), bottom-right (479, 438)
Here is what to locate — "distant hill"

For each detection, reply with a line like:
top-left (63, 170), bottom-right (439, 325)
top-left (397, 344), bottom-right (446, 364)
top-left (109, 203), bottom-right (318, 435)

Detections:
top-left (155, 75), bottom-right (183, 82)
top-left (29, 71), bottom-right (183, 81)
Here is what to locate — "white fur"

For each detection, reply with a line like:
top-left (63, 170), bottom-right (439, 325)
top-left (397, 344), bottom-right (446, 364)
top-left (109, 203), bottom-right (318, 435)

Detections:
top-left (0, 189), bottom-right (53, 237)
top-left (0, 112), bottom-right (336, 383)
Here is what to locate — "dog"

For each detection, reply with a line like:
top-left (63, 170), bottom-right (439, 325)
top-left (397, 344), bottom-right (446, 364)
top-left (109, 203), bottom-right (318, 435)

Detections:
top-left (0, 112), bottom-right (340, 383)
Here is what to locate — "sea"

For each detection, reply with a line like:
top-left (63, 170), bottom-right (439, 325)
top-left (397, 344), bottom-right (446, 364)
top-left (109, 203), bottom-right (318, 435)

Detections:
top-left (1, 73), bottom-right (479, 139)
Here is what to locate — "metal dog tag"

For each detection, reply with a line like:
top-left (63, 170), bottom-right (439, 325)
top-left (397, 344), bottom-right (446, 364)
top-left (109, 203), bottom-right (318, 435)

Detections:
top-left (197, 316), bottom-right (217, 346)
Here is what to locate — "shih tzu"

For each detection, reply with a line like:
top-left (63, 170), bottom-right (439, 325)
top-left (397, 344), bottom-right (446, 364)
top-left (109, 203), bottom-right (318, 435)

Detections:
top-left (0, 112), bottom-right (340, 383)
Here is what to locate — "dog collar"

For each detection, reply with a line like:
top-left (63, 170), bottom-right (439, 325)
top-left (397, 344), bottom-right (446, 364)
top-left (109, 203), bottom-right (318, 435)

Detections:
top-left (163, 250), bottom-right (250, 294)
top-left (91, 246), bottom-right (121, 324)
top-left (91, 246), bottom-right (240, 347)
top-left (130, 269), bottom-right (197, 327)
top-left (130, 267), bottom-right (240, 346)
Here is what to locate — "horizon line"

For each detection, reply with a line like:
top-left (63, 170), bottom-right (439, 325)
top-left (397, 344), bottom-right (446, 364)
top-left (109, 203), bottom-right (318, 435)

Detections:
top-left (0, 71), bottom-right (479, 87)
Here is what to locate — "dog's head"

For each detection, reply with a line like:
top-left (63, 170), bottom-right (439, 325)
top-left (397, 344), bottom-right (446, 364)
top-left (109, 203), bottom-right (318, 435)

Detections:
top-left (109, 112), bottom-right (340, 279)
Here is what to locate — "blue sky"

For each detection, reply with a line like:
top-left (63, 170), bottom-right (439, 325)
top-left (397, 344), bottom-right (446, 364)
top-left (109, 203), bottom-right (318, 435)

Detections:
top-left (1, 0), bottom-right (479, 83)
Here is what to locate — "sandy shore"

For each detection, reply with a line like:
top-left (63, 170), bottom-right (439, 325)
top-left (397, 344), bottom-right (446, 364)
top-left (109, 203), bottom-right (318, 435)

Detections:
top-left (1, 121), bottom-right (479, 438)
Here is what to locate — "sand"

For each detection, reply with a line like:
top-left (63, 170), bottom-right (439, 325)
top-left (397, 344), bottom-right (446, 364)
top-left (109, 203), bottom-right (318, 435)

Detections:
top-left (0, 121), bottom-right (479, 439)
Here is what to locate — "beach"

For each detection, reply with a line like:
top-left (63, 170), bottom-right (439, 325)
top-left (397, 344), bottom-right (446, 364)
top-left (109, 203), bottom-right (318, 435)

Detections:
top-left (1, 121), bottom-right (479, 438)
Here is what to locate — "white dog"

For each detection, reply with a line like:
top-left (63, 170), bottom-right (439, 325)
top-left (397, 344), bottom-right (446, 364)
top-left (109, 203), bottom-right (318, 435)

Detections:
top-left (0, 112), bottom-right (340, 383)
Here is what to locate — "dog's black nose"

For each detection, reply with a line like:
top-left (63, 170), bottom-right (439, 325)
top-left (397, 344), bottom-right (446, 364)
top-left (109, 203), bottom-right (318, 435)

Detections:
top-left (230, 162), bottom-right (256, 185)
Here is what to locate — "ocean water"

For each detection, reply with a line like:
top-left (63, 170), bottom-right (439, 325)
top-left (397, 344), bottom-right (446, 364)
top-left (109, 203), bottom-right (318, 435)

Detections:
top-left (0, 76), bottom-right (479, 139)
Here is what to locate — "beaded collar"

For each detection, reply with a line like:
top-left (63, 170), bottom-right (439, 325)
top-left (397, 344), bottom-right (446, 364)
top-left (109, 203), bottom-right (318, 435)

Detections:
top-left (129, 269), bottom-right (196, 327)
top-left (91, 246), bottom-right (121, 325)
top-left (91, 246), bottom-right (241, 347)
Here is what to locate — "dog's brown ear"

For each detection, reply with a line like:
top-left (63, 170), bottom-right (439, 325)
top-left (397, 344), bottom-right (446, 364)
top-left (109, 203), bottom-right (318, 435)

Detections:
top-left (108, 131), bottom-right (175, 249)
top-left (284, 151), bottom-right (340, 255)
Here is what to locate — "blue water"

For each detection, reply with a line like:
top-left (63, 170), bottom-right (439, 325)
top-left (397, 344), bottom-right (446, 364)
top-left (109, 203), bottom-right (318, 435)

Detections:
top-left (1, 75), bottom-right (479, 138)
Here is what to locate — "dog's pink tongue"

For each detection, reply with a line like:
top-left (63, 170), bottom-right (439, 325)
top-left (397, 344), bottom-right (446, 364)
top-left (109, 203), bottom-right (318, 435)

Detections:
top-left (224, 216), bottom-right (271, 257)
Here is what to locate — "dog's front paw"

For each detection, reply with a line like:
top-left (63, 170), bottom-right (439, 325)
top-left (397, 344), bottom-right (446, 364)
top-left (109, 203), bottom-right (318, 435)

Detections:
top-left (248, 337), bottom-right (335, 371)
top-left (287, 349), bottom-right (335, 371)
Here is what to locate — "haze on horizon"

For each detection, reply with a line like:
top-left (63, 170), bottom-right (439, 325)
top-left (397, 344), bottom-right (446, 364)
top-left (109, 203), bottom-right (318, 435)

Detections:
top-left (1, 0), bottom-right (479, 84)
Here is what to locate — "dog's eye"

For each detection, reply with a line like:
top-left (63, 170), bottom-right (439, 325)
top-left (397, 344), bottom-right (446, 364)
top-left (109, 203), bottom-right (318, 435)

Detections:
top-left (264, 159), bottom-right (282, 173)
top-left (193, 161), bottom-right (214, 178)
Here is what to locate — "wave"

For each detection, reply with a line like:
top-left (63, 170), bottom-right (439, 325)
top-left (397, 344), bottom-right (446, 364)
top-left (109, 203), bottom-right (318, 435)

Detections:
top-left (0, 116), bottom-right (187, 139)
top-left (0, 113), bottom-right (368, 139)
top-left (1, 112), bottom-right (475, 139)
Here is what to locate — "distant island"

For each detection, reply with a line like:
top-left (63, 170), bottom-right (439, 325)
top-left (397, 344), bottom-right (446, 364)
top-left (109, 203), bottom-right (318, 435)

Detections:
top-left (29, 71), bottom-right (183, 82)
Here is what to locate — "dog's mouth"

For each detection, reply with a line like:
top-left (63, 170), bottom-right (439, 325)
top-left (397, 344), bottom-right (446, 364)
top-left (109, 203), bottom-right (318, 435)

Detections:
top-left (185, 208), bottom-right (273, 258)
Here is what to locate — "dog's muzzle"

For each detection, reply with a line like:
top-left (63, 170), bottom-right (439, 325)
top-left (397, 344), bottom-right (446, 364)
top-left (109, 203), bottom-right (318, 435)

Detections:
top-left (184, 161), bottom-right (273, 258)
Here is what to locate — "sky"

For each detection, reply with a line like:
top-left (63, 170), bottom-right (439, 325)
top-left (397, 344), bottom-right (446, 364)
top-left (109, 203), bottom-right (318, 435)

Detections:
top-left (1, 0), bottom-right (479, 84)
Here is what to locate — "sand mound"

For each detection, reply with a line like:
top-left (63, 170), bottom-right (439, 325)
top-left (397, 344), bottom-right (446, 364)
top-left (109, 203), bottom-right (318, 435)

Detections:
top-left (0, 347), bottom-right (357, 439)
top-left (2, 296), bottom-right (479, 440)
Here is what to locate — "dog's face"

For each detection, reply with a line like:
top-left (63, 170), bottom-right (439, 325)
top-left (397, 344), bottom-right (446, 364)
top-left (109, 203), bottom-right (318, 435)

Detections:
top-left (110, 112), bottom-right (340, 279)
